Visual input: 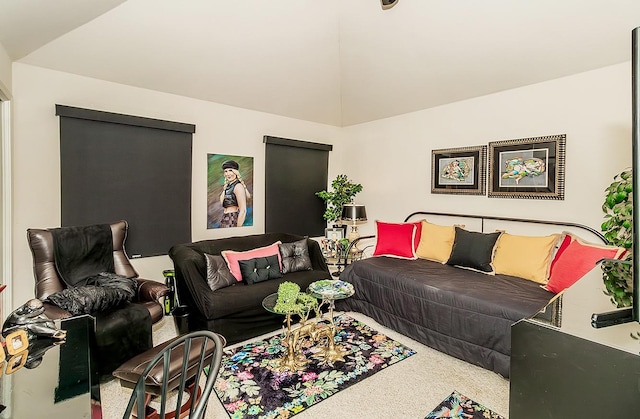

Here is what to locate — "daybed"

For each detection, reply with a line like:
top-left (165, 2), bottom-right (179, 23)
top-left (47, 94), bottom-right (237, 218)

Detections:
top-left (336, 212), bottom-right (619, 377)
top-left (169, 232), bottom-right (331, 344)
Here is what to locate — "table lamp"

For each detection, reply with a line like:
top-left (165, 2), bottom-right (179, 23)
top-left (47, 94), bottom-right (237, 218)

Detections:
top-left (341, 203), bottom-right (367, 243)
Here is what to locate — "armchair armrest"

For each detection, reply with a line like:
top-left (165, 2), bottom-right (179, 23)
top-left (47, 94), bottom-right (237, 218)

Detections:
top-left (136, 278), bottom-right (170, 302)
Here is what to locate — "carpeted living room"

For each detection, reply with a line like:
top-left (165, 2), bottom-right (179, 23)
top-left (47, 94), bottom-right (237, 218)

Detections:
top-left (1, 1), bottom-right (640, 418)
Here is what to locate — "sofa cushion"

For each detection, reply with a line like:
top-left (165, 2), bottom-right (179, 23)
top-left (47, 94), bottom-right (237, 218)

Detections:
top-left (544, 233), bottom-right (627, 293)
top-left (204, 254), bottom-right (237, 291)
top-left (492, 233), bottom-right (561, 284)
top-left (415, 220), bottom-right (457, 263)
top-left (372, 221), bottom-right (418, 259)
top-left (221, 241), bottom-right (282, 281)
top-left (279, 239), bottom-right (312, 274)
top-left (447, 227), bottom-right (501, 273)
top-left (238, 255), bottom-right (283, 284)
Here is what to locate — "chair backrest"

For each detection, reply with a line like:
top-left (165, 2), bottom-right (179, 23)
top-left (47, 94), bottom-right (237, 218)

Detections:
top-left (123, 331), bottom-right (225, 419)
top-left (27, 220), bottom-right (139, 299)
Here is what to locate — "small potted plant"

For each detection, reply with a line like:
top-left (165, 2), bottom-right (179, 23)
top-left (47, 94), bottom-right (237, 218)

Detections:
top-left (316, 174), bottom-right (363, 225)
top-left (601, 168), bottom-right (633, 307)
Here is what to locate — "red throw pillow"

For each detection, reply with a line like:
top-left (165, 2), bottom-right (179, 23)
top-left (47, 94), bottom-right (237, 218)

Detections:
top-left (372, 221), bottom-right (418, 259)
top-left (221, 241), bottom-right (282, 281)
top-left (411, 220), bottom-right (423, 250)
top-left (544, 233), bottom-right (627, 294)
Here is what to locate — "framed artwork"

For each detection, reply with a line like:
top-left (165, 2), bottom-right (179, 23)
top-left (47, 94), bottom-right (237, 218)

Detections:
top-left (325, 227), bottom-right (344, 242)
top-left (431, 145), bottom-right (487, 195)
top-left (488, 134), bottom-right (566, 200)
top-left (207, 154), bottom-right (254, 229)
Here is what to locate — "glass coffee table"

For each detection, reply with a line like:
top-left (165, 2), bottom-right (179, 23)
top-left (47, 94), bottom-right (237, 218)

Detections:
top-left (307, 279), bottom-right (355, 363)
top-left (262, 280), bottom-right (355, 369)
top-left (263, 292), bottom-right (319, 371)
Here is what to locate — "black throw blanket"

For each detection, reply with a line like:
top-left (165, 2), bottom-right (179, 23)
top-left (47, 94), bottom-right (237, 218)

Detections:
top-left (51, 224), bottom-right (115, 287)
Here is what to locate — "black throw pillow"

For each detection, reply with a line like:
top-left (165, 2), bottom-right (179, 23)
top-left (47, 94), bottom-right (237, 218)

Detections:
top-left (204, 253), bottom-right (237, 291)
top-left (45, 272), bottom-right (137, 315)
top-left (238, 255), bottom-right (283, 285)
top-left (279, 238), bottom-right (313, 274)
top-left (446, 227), bottom-right (501, 273)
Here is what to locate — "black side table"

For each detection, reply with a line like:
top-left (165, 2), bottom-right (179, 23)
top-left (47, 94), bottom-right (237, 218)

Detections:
top-left (0, 315), bottom-right (100, 418)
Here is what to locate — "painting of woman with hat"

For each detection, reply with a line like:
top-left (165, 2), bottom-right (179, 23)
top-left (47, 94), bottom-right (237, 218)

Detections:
top-left (207, 154), bottom-right (254, 228)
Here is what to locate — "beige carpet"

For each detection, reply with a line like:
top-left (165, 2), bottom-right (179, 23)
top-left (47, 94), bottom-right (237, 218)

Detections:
top-left (101, 312), bottom-right (509, 419)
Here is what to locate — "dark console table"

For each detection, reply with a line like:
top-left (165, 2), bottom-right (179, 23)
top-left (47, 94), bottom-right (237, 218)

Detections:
top-left (510, 268), bottom-right (640, 418)
top-left (0, 315), bottom-right (101, 418)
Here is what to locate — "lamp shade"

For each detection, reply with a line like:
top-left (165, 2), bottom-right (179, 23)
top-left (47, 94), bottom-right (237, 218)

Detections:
top-left (381, 0), bottom-right (399, 10)
top-left (341, 204), bottom-right (367, 223)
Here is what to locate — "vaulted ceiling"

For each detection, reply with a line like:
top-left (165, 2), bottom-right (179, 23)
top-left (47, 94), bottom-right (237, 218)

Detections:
top-left (1, 0), bottom-right (639, 126)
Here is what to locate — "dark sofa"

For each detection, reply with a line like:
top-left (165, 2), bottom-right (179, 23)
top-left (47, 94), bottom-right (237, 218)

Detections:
top-left (169, 232), bottom-right (331, 344)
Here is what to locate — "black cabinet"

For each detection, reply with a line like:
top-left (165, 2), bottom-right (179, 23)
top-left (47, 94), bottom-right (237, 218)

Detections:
top-left (510, 319), bottom-right (640, 419)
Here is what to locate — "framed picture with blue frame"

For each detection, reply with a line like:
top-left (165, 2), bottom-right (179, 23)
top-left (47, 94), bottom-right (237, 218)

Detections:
top-left (431, 145), bottom-right (487, 195)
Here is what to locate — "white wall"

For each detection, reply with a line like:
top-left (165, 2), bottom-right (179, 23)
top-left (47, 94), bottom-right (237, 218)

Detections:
top-left (11, 63), bottom-right (344, 309)
top-left (10, 61), bottom-right (632, 309)
top-left (344, 63), bottom-right (632, 237)
top-left (0, 42), bottom-right (11, 96)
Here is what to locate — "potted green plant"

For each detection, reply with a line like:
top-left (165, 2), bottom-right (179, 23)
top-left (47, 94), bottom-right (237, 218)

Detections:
top-left (601, 168), bottom-right (633, 307)
top-left (316, 174), bottom-right (363, 225)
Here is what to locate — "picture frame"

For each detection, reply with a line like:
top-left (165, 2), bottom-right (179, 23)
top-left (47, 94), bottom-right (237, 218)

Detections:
top-left (431, 145), bottom-right (487, 195)
top-left (5, 329), bottom-right (28, 356)
top-left (325, 227), bottom-right (344, 242)
top-left (488, 134), bottom-right (566, 200)
top-left (5, 352), bottom-right (27, 375)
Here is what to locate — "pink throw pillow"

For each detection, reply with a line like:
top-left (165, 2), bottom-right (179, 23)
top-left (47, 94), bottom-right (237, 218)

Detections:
top-left (372, 221), bottom-right (418, 259)
top-left (544, 234), bottom-right (627, 294)
top-left (221, 241), bottom-right (282, 281)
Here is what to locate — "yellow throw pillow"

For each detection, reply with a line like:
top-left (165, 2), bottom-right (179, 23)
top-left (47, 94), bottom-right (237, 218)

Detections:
top-left (415, 220), bottom-right (457, 263)
top-left (492, 233), bottom-right (561, 284)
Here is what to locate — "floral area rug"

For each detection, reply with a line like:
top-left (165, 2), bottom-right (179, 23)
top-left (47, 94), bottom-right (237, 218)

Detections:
top-left (425, 391), bottom-right (506, 419)
top-left (214, 314), bottom-right (416, 419)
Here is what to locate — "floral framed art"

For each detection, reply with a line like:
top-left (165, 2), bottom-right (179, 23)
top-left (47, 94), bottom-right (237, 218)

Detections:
top-left (488, 134), bottom-right (566, 200)
top-left (431, 145), bottom-right (487, 195)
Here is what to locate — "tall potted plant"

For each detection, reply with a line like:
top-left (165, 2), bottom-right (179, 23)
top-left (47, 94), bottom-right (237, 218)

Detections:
top-left (316, 174), bottom-right (363, 225)
top-left (601, 168), bottom-right (633, 307)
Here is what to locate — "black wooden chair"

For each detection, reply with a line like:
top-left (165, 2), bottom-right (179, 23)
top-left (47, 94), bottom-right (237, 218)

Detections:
top-left (114, 330), bottom-right (226, 419)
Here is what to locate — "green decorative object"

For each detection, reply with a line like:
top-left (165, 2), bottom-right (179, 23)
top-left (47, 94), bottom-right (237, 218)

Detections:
top-left (601, 168), bottom-right (633, 307)
top-left (316, 174), bottom-right (363, 224)
top-left (273, 281), bottom-right (318, 315)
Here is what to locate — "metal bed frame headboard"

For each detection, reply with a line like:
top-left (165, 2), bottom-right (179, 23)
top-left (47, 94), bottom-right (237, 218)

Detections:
top-left (403, 211), bottom-right (607, 244)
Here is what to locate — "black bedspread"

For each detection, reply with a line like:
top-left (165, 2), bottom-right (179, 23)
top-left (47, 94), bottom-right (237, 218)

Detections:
top-left (336, 257), bottom-right (554, 377)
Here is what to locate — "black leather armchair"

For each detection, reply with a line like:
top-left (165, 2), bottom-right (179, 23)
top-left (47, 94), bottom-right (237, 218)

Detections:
top-left (27, 220), bottom-right (170, 375)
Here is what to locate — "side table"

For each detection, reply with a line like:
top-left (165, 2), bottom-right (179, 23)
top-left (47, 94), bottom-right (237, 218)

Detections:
top-left (324, 249), bottom-right (363, 277)
top-left (307, 279), bottom-right (355, 362)
top-left (0, 315), bottom-right (100, 418)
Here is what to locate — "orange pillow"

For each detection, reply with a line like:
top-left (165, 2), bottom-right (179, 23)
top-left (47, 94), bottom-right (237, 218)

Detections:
top-left (415, 220), bottom-right (457, 263)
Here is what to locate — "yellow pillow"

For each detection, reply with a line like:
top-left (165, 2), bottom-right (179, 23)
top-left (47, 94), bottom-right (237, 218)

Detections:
top-left (492, 233), bottom-right (561, 284)
top-left (415, 220), bottom-right (456, 263)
